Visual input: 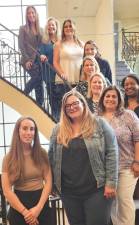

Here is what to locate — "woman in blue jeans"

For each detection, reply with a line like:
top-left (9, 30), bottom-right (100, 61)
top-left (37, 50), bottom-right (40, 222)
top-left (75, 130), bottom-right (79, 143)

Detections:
top-left (48, 90), bottom-right (118, 225)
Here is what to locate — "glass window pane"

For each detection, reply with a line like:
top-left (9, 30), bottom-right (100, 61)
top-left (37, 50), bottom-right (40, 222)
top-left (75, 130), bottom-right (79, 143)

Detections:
top-left (0, 103), bottom-right (2, 123)
top-left (0, 7), bottom-right (22, 29)
top-left (0, 147), bottom-right (6, 172)
top-left (22, 0), bottom-right (46, 5)
top-left (5, 124), bottom-right (15, 146)
top-left (3, 104), bottom-right (21, 123)
top-left (0, 125), bottom-right (4, 146)
top-left (0, 0), bottom-right (21, 6)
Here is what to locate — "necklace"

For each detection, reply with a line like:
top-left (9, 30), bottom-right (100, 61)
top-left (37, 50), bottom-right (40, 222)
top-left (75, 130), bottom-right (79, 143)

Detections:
top-left (103, 112), bottom-right (115, 123)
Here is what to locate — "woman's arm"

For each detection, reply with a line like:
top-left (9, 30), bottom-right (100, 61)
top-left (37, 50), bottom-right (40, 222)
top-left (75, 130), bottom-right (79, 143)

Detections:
top-left (24, 166), bottom-right (52, 223)
top-left (2, 172), bottom-right (27, 214)
top-left (53, 42), bottom-right (67, 80)
top-left (132, 142), bottom-right (139, 177)
top-left (99, 118), bottom-right (119, 188)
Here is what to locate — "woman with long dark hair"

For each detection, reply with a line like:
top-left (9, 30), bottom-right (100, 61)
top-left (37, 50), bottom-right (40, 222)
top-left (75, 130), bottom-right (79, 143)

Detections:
top-left (2, 117), bottom-right (52, 225)
top-left (19, 6), bottom-right (44, 106)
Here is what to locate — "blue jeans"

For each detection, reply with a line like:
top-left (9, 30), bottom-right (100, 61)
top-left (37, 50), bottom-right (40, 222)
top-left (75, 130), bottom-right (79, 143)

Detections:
top-left (61, 187), bottom-right (113, 225)
top-left (24, 62), bottom-right (44, 106)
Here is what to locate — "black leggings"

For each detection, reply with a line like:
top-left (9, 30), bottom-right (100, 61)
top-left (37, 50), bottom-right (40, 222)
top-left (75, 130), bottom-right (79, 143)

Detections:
top-left (8, 189), bottom-right (49, 225)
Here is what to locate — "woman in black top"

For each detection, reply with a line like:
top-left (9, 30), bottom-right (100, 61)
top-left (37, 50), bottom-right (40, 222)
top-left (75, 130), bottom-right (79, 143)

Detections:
top-left (83, 40), bottom-right (112, 84)
top-left (121, 74), bottom-right (139, 200)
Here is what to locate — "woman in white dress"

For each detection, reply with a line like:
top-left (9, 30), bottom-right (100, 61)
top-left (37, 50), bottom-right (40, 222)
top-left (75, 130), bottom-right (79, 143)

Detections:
top-left (53, 19), bottom-right (84, 121)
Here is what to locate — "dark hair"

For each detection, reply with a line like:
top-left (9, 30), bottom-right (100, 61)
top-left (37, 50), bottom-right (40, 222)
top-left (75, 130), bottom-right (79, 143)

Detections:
top-left (121, 74), bottom-right (139, 107)
top-left (83, 40), bottom-right (101, 58)
top-left (98, 85), bottom-right (124, 114)
top-left (7, 116), bottom-right (49, 182)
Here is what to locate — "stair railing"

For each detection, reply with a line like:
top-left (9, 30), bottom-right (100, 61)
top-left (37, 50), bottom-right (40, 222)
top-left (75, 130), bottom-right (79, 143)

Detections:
top-left (0, 23), bottom-right (72, 121)
top-left (122, 28), bottom-right (139, 71)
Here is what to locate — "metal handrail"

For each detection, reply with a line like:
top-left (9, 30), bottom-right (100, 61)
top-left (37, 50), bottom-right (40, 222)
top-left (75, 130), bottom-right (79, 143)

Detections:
top-left (122, 29), bottom-right (139, 71)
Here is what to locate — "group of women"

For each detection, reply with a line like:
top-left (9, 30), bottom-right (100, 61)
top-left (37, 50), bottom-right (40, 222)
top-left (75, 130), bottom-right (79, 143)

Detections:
top-left (2, 4), bottom-right (139, 225)
top-left (18, 5), bottom-right (112, 121)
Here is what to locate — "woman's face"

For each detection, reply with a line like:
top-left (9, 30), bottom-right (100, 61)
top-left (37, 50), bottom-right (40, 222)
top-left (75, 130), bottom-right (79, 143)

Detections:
top-left (123, 77), bottom-right (139, 97)
top-left (27, 7), bottom-right (36, 23)
top-left (19, 119), bottom-right (35, 145)
top-left (84, 44), bottom-right (97, 57)
top-left (63, 21), bottom-right (74, 37)
top-left (65, 95), bottom-right (84, 121)
top-left (90, 75), bottom-right (104, 96)
top-left (103, 90), bottom-right (119, 112)
top-left (47, 20), bottom-right (57, 35)
top-left (83, 59), bottom-right (96, 78)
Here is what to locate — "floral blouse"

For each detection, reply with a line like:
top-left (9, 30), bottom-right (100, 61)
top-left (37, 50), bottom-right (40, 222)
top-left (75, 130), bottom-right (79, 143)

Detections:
top-left (104, 109), bottom-right (139, 170)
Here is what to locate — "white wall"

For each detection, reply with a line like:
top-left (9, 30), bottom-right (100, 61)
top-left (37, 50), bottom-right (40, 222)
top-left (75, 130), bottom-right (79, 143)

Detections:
top-left (95, 0), bottom-right (115, 82)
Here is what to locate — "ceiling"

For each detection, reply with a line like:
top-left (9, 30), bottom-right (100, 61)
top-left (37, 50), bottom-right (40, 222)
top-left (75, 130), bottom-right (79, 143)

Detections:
top-left (48, 0), bottom-right (139, 20)
top-left (48, 0), bottom-right (101, 18)
top-left (114, 0), bottom-right (139, 19)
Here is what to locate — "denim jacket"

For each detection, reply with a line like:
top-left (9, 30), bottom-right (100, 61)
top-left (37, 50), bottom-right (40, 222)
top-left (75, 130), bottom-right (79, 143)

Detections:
top-left (48, 117), bottom-right (118, 194)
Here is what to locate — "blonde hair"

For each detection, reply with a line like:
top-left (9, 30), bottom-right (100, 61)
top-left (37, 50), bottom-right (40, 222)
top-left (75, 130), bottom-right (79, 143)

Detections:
top-left (87, 72), bottom-right (107, 98)
top-left (25, 6), bottom-right (41, 35)
top-left (42, 17), bottom-right (61, 44)
top-left (57, 90), bottom-right (96, 147)
top-left (6, 117), bottom-right (49, 183)
top-left (81, 55), bottom-right (100, 81)
top-left (61, 19), bottom-right (83, 48)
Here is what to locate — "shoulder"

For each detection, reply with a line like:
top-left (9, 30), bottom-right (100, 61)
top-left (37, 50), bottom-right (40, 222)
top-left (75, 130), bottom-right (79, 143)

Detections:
top-left (95, 116), bottom-right (114, 133)
top-left (54, 40), bottom-right (61, 48)
top-left (96, 57), bottom-right (109, 65)
top-left (2, 153), bottom-right (11, 172)
top-left (19, 25), bottom-right (26, 33)
top-left (122, 109), bottom-right (139, 121)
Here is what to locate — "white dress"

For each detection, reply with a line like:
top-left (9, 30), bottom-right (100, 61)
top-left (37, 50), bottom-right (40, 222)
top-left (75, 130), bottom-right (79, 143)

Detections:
top-left (55, 42), bottom-right (84, 84)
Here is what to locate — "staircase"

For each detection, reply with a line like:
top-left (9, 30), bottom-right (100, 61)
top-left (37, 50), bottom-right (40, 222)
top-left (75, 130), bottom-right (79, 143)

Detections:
top-left (116, 60), bottom-right (133, 85)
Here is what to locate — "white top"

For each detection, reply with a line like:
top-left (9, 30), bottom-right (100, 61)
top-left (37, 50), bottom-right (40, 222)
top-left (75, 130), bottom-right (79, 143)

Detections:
top-left (55, 42), bottom-right (83, 84)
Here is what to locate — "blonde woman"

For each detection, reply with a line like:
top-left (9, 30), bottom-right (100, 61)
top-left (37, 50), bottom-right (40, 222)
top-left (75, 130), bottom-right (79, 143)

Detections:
top-left (39, 17), bottom-right (61, 120)
top-left (53, 19), bottom-right (84, 121)
top-left (76, 55), bottom-right (100, 98)
top-left (87, 72), bottom-right (107, 114)
top-left (2, 117), bottom-right (52, 225)
top-left (48, 90), bottom-right (118, 225)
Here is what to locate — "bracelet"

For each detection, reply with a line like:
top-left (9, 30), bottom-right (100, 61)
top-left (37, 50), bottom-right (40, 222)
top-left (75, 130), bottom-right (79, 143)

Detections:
top-left (133, 160), bottom-right (139, 164)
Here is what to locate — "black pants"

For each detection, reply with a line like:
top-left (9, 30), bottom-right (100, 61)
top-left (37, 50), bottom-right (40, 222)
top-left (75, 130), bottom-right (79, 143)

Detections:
top-left (8, 189), bottom-right (49, 225)
top-left (53, 83), bottom-right (71, 121)
top-left (24, 62), bottom-right (44, 106)
top-left (61, 187), bottom-right (113, 225)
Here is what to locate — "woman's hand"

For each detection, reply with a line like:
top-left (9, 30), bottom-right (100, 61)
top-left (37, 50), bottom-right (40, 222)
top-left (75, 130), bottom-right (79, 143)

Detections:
top-left (60, 73), bottom-right (68, 80)
top-left (25, 61), bottom-right (33, 70)
top-left (104, 186), bottom-right (116, 199)
top-left (40, 54), bottom-right (48, 62)
top-left (23, 208), bottom-right (39, 225)
top-left (131, 162), bottom-right (139, 177)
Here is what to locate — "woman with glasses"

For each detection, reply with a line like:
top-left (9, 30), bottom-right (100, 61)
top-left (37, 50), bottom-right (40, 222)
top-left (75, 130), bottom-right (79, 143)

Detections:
top-left (48, 90), bottom-right (118, 225)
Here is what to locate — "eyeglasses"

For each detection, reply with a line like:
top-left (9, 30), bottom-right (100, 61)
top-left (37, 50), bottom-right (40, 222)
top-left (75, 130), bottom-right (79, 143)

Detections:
top-left (65, 101), bottom-right (80, 112)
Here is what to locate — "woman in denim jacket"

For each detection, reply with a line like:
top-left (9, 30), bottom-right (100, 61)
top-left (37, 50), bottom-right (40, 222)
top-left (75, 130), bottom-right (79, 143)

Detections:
top-left (48, 90), bottom-right (118, 225)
